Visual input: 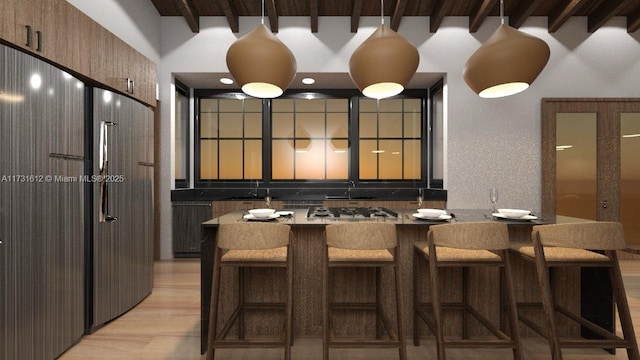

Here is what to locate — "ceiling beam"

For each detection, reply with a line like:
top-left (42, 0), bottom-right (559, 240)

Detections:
top-left (174, 0), bottom-right (199, 33)
top-left (629, 7), bottom-right (640, 33)
top-left (508, 0), bottom-right (544, 29)
top-left (219, 0), bottom-right (239, 33)
top-left (390, 0), bottom-right (408, 31)
top-left (429, 0), bottom-right (453, 33)
top-left (265, 0), bottom-right (279, 32)
top-left (548, 0), bottom-right (589, 33)
top-left (469, 0), bottom-right (498, 33)
top-left (351, 0), bottom-right (363, 33)
top-left (588, 0), bottom-right (634, 33)
top-left (310, 0), bottom-right (319, 33)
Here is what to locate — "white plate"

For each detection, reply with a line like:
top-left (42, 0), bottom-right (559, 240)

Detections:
top-left (244, 213), bottom-right (280, 221)
top-left (413, 213), bottom-right (452, 221)
top-left (276, 211), bottom-right (294, 216)
top-left (492, 213), bottom-right (538, 220)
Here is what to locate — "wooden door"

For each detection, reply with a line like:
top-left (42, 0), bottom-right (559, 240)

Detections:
top-left (542, 98), bottom-right (640, 245)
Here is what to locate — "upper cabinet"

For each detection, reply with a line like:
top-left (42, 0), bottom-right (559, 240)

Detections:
top-left (1, 0), bottom-right (156, 107)
top-left (0, 0), bottom-right (15, 41)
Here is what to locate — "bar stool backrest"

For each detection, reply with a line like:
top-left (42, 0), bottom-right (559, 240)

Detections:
top-left (428, 222), bottom-right (509, 250)
top-left (326, 222), bottom-right (397, 250)
top-left (532, 222), bottom-right (626, 250)
top-left (217, 222), bottom-right (291, 250)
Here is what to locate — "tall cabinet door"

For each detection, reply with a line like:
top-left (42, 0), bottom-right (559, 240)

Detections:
top-left (0, 43), bottom-right (84, 360)
top-left (91, 88), bottom-right (154, 329)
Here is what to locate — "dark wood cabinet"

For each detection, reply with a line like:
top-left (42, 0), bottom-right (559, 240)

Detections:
top-left (172, 202), bottom-right (213, 257)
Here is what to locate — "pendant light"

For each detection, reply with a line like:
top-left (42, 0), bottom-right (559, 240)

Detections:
top-left (226, 0), bottom-right (297, 98)
top-left (349, 0), bottom-right (419, 99)
top-left (463, 0), bottom-right (550, 98)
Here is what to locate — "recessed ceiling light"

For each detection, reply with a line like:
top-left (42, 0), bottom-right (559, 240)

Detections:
top-left (302, 77), bottom-right (315, 85)
top-left (220, 77), bottom-right (234, 85)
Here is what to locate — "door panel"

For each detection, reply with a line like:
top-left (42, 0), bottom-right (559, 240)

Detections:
top-left (543, 98), bottom-right (640, 244)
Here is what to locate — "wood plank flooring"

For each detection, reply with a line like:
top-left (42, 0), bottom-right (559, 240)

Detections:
top-left (60, 258), bottom-right (640, 360)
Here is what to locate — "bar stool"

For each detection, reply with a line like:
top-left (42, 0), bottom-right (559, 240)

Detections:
top-left (206, 222), bottom-right (293, 360)
top-left (510, 222), bottom-right (639, 360)
top-left (323, 222), bottom-right (406, 360)
top-left (413, 222), bottom-right (522, 360)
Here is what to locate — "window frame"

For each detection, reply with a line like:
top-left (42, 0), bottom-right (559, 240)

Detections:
top-left (193, 89), bottom-right (432, 194)
top-left (174, 80), bottom-right (190, 189)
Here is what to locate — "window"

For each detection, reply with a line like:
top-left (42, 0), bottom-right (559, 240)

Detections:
top-left (271, 98), bottom-right (349, 180)
top-left (199, 98), bottom-right (263, 180)
top-left (359, 98), bottom-right (422, 180)
top-left (194, 89), bottom-right (436, 192)
top-left (174, 82), bottom-right (189, 188)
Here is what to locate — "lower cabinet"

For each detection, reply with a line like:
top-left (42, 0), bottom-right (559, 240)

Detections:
top-left (172, 202), bottom-right (213, 257)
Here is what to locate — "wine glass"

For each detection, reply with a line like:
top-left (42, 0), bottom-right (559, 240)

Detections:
top-left (490, 188), bottom-right (499, 213)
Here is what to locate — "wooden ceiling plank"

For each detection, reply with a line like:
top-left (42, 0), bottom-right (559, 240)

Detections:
top-left (351, 0), bottom-right (363, 33)
top-left (588, 0), bottom-right (635, 33)
top-left (548, 0), bottom-right (590, 33)
top-left (508, 0), bottom-right (545, 29)
top-left (391, 0), bottom-right (409, 31)
top-left (629, 7), bottom-right (640, 33)
top-left (265, 0), bottom-right (279, 32)
top-left (469, 0), bottom-right (498, 33)
top-left (429, 0), bottom-right (453, 33)
top-left (174, 0), bottom-right (199, 33)
top-left (219, 0), bottom-right (239, 33)
top-left (310, 0), bottom-right (319, 33)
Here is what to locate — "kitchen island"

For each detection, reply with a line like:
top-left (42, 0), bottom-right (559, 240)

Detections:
top-left (199, 208), bottom-right (608, 353)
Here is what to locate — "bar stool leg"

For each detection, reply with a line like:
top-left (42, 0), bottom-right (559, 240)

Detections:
top-left (376, 267), bottom-right (382, 340)
top-left (413, 249), bottom-right (421, 346)
top-left (323, 244), bottom-right (330, 360)
top-left (502, 250), bottom-right (523, 360)
top-left (395, 254), bottom-right (407, 360)
top-left (462, 267), bottom-right (469, 340)
top-left (428, 247), bottom-right (446, 360)
top-left (206, 249), bottom-right (223, 360)
top-left (609, 251), bottom-right (640, 360)
top-left (285, 246), bottom-right (293, 360)
top-left (533, 240), bottom-right (563, 360)
top-left (239, 267), bottom-right (245, 340)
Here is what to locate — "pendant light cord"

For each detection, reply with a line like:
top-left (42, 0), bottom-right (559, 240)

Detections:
top-left (381, 0), bottom-right (384, 25)
top-left (261, 0), bottom-right (265, 25)
top-left (500, 0), bottom-right (504, 25)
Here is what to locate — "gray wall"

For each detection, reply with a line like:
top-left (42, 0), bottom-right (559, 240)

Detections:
top-left (59, 6), bottom-right (640, 259)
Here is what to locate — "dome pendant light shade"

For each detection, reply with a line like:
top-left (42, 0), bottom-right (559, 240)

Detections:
top-left (463, 24), bottom-right (550, 98)
top-left (349, 24), bottom-right (419, 100)
top-left (226, 24), bottom-right (297, 98)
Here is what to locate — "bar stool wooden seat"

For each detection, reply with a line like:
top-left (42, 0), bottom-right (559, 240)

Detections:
top-left (510, 222), bottom-right (639, 360)
top-left (205, 222), bottom-right (293, 360)
top-left (323, 222), bottom-right (406, 360)
top-left (413, 222), bottom-right (522, 360)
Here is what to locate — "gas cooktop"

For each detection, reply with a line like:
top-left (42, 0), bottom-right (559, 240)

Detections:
top-left (306, 206), bottom-right (398, 219)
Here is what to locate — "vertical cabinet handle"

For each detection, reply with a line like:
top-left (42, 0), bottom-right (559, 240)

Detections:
top-left (36, 31), bottom-right (42, 52)
top-left (25, 25), bottom-right (32, 47)
top-left (126, 78), bottom-right (135, 94)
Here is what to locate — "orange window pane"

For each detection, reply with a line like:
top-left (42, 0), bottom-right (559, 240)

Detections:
top-left (404, 112), bottom-right (421, 138)
top-left (296, 99), bottom-right (324, 112)
top-left (296, 113), bottom-right (325, 138)
top-left (201, 112), bottom-right (218, 138)
top-left (378, 140), bottom-right (402, 179)
top-left (327, 113), bottom-right (348, 138)
top-left (359, 139), bottom-right (378, 179)
top-left (379, 113), bottom-right (402, 138)
top-left (327, 139), bottom-right (348, 179)
top-left (244, 140), bottom-right (262, 179)
top-left (272, 140), bottom-right (294, 179)
top-left (219, 99), bottom-right (243, 112)
top-left (295, 139), bottom-right (325, 179)
top-left (200, 140), bottom-right (218, 179)
top-left (219, 113), bottom-right (243, 138)
top-left (244, 99), bottom-right (262, 112)
top-left (360, 113), bottom-right (377, 138)
top-left (219, 140), bottom-right (243, 179)
top-left (272, 113), bottom-right (294, 138)
top-left (200, 99), bottom-right (218, 113)
top-left (404, 140), bottom-right (421, 179)
top-left (245, 113), bottom-right (262, 138)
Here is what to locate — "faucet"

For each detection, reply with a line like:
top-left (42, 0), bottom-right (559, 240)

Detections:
top-left (417, 188), bottom-right (424, 207)
top-left (253, 180), bottom-right (259, 198)
top-left (347, 180), bottom-right (356, 199)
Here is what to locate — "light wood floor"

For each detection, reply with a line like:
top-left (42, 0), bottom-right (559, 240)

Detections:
top-left (60, 259), bottom-right (640, 360)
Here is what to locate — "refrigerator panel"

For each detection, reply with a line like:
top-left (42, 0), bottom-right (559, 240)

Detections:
top-left (0, 43), bottom-right (84, 360)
